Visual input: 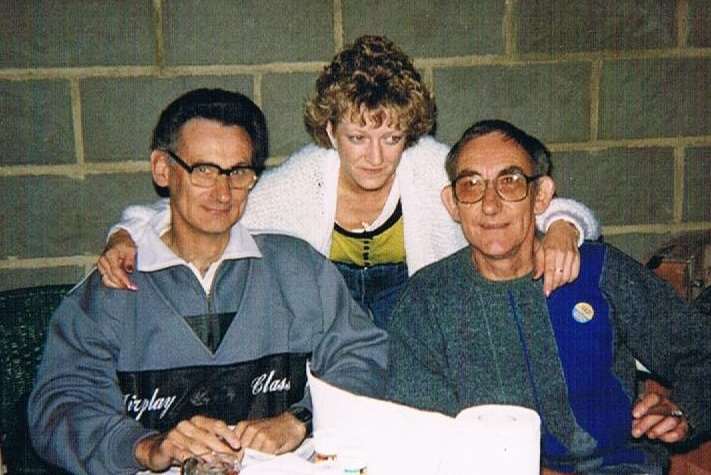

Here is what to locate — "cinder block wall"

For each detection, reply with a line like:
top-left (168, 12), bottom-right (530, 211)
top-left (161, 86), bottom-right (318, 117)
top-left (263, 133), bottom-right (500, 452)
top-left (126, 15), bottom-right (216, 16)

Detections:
top-left (1, 0), bottom-right (709, 290)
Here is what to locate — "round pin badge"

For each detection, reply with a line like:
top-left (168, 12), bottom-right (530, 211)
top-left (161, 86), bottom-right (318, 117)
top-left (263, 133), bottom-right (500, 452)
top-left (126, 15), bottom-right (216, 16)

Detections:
top-left (572, 302), bottom-right (595, 323)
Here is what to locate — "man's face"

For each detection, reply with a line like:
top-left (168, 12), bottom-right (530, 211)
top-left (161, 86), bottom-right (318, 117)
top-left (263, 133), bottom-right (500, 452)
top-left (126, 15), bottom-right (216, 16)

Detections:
top-left (152, 118), bottom-right (254, 243)
top-left (442, 132), bottom-right (554, 265)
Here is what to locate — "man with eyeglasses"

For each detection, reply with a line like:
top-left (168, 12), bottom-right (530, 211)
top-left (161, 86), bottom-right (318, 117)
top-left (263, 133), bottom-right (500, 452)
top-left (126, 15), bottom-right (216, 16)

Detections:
top-left (385, 120), bottom-right (711, 474)
top-left (28, 88), bottom-right (388, 475)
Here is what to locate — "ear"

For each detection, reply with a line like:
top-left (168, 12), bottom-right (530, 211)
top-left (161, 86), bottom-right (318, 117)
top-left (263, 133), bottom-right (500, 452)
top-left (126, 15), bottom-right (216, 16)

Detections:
top-left (150, 150), bottom-right (171, 188)
top-left (441, 185), bottom-right (462, 223)
top-left (533, 176), bottom-right (555, 216)
top-left (325, 121), bottom-right (338, 149)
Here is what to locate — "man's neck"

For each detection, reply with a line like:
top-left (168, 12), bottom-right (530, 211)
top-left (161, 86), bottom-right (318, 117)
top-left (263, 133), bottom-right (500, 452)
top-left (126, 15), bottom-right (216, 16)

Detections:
top-left (161, 228), bottom-right (229, 276)
top-left (471, 243), bottom-right (535, 282)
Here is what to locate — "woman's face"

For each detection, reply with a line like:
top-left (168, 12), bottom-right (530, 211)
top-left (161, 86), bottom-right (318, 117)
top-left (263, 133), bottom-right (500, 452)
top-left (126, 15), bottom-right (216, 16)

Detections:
top-left (327, 110), bottom-right (407, 193)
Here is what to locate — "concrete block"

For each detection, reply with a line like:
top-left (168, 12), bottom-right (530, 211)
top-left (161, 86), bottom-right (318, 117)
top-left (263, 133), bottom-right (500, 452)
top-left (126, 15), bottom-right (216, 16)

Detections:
top-left (261, 72), bottom-right (318, 156)
top-left (0, 173), bottom-right (155, 259)
top-left (81, 76), bottom-right (253, 162)
top-left (435, 63), bottom-right (591, 144)
top-left (552, 147), bottom-right (674, 226)
top-left (518, 0), bottom-right (674, 53)
top-left (684, 146), bottom-right (711, 222)
top-left (163, 0), bottom-right (334, 65)
top-left (0, 80), bottom-right (75, 166)
top-left (0, 0), bottom-right (155, 67)
top-left (688, 0), bottom-right (711, 47)
top-left (599, 59), bottom-right (711, 139)
top-left (343, 0), bottom-right (504, 57)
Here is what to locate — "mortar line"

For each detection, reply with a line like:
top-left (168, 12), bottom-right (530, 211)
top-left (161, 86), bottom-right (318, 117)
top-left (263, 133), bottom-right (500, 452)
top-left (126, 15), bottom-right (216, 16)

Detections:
top-left (69, 79), bottom-right (86, 174)
top-left (152, 0), bottom-right (166, 67)
top-left (503, 0), bottom-right (517, 58)
top-left (0, 255), bottom-right (98, 270)
top-left (589, 60), bottom-right (603, 141)
top-left (602, 222), bottom-right (711, 236)
top-left (673, 146), bottom-right (686, 223)
top-left (333, 0), bottom-right (344, 52)
top-left (2, 47), bottom-right (710, 81)
top-left (676, 0), bottom-right (689, 48)
top-left (253, 73), bottom-right (263, 109)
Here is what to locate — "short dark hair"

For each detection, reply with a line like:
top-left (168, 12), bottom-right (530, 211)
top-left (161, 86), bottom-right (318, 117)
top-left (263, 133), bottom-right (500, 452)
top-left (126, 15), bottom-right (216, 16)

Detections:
top-left (151, 88), bottom-right (269, 169)
top-left (445, 120), bottom-right (551, 181)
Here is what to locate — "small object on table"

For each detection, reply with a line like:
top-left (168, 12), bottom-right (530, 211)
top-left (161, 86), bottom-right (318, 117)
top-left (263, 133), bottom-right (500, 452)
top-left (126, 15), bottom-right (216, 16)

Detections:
top-left (181, 452), bottom-right (241, 475)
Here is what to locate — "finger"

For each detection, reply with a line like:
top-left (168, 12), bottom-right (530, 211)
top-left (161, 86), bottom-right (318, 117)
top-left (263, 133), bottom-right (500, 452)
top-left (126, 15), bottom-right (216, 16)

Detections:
top-left (235, 423), bottom-right (259, 450)
top-left (632, 393), bottom-right (662, 418)
top-left (656, 419), bottom-right (688, 443)
top-left (532, 241), bottom-right (545, 280)
top-left (173, 420), bottom-right (237, 456)
top-left (640, 416), bottom-right (683, 440)
top-left (569, 248), bottom-right (581, 282)
top-left (106, 250), bottom-right (138, 290)
top-left (122, 248), bottom-right (137, 274)
top-left (114, 256), bottom-right (138, 290)
top-left (98, 257), bottom-right (126, 289)
top-left (544, 252), bottom-right (565, 296)
top-left (631, 414), bottom-right (664, 438)
top-left (191, 416), bottom-right (241, 450)
top-left (561, 250), bottom-right (576, 284)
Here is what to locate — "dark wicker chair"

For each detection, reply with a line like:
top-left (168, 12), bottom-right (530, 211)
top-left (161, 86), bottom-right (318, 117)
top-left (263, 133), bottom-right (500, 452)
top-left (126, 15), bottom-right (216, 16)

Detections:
top-left (0, 284), bottom-right (74, 475)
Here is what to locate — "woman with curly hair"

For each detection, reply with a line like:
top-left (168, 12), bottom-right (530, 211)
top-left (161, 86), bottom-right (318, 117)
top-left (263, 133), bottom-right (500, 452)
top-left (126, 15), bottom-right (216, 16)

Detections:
top-left (98, 35), bottom-right (599, 328)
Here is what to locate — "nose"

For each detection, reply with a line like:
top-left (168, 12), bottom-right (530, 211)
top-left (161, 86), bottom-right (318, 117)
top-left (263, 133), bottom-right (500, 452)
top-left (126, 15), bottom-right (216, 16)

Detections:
top-left (213, 175), bottom-right (232, 203)
top-left (367, 140), bottom-right (384, 166)
top-left (480, 181), bottom-right (501, 215)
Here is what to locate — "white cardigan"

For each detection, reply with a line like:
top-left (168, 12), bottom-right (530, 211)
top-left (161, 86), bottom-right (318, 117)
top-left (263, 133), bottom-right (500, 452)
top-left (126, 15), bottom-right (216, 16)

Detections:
top-left (117, 136), bottom-right (600, 276)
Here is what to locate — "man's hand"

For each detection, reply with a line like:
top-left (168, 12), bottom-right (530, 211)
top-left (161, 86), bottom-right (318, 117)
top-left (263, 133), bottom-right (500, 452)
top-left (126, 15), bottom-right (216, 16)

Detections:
top-left (135, 416), bottom-right (241, 471)
top-left (233, 411), bottom-right (307, 455)
top-left (533, 220), bottom-right (581, 296)
top-left (632, 391), bottom-right (689, 443)
top-left (97, 229), bottom-right (138, 290)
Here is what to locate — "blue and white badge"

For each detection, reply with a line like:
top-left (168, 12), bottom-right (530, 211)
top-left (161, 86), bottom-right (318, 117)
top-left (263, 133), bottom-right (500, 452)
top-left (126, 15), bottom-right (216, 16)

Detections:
top-left (572, 302), bottom-right (595, 323)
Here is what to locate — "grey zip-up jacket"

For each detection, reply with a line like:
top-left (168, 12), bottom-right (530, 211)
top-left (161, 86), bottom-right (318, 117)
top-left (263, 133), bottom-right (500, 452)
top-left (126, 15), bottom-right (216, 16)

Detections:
top-left (29, 227), bottom-right (388, 475)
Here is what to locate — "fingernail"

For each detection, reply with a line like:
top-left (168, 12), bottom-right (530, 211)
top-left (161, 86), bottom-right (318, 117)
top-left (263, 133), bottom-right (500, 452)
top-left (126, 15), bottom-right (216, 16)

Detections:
top-left (126, 266), bottom-right (134, 273)
top-left (128, 283), bottom-right (138, 291)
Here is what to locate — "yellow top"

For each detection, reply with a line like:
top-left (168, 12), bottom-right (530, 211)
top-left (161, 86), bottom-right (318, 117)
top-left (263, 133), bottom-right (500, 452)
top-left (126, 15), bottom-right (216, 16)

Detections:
top-left (329, 202), bottom-right (405, 267)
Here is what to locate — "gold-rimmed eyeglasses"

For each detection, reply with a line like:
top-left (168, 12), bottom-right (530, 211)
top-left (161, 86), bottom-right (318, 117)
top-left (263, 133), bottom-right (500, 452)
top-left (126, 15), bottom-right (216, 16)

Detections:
top-left (452, 171), bottom-right (541, 204)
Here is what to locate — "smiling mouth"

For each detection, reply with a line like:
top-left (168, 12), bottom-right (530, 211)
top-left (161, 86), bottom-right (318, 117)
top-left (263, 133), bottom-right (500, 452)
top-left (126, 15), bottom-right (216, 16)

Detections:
top-left (480, 222), bottom-right (508, 230)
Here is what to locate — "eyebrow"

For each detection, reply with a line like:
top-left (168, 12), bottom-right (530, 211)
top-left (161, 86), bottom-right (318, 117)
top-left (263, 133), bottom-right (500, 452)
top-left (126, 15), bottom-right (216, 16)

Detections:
top-left (456, 165), bottom-right (526, 177)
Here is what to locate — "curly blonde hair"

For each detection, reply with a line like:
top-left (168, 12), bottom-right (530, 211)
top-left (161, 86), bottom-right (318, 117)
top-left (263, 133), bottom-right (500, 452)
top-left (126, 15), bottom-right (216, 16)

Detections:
top-left (304, 35), bottom-right (436, 149)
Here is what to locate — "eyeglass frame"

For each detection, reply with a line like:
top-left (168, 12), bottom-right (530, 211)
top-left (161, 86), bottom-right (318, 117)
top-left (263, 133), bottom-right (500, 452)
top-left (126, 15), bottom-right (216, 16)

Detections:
top-left (451, 169), bottom-right (542, 204)
top-left (163, 149), bottom-right (261, 190)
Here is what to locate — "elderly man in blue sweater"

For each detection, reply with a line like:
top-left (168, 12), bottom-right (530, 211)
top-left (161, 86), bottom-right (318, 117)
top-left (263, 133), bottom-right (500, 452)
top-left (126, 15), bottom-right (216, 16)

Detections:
top-left (386, 120), bottom-right (710, 474)
top-left (28, 89), bottom-right (388, 475)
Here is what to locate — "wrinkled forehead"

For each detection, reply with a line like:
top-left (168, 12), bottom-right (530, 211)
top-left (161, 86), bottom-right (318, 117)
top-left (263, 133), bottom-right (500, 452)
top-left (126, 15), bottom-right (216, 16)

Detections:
top-left (456, 132), bottom-right (535, 175)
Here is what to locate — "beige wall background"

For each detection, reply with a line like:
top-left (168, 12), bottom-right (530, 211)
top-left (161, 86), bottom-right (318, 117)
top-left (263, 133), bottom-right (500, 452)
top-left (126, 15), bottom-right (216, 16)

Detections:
top-left (1, 0), bottom-right (710, 290)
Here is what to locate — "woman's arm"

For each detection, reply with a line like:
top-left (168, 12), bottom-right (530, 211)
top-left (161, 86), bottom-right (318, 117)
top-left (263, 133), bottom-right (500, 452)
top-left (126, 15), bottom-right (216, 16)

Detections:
top-left (534, 197), bottom-right (601, 295)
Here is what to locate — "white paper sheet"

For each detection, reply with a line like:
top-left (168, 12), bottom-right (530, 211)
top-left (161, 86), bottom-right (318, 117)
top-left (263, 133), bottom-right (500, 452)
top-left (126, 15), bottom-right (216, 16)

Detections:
top-left (308, 369), bottom-right (541, 475)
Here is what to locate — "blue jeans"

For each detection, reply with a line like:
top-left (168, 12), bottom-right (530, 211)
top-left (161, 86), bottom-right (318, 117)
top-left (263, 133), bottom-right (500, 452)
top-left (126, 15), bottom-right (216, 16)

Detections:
top-left (333, 261), bottom-right (408, 330)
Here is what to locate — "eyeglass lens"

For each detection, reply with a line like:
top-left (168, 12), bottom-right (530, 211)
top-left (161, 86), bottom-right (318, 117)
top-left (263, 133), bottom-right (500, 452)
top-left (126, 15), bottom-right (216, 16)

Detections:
top-left (454, 173), bottom-right (531, 203)
top-left (189, 165), bottom-right (256, 189)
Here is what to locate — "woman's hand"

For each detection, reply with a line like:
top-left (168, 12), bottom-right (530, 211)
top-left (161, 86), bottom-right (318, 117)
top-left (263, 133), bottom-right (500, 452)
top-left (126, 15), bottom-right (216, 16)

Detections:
top-left (97, 229), bottom-right (138, 290)
top-left (533, 220), bottom-right (581, 296)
